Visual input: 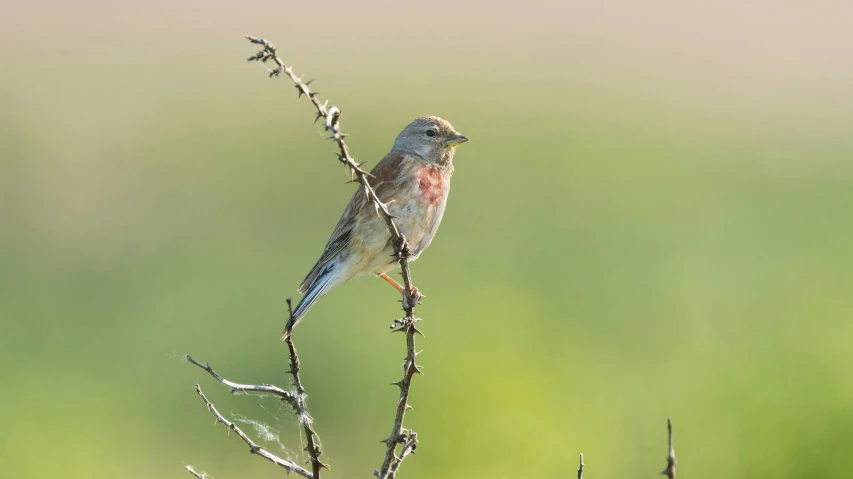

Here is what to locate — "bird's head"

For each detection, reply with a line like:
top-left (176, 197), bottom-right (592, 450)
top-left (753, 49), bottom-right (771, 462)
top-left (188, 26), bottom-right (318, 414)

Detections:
top-left (392, 116), bottom-right (468, 163)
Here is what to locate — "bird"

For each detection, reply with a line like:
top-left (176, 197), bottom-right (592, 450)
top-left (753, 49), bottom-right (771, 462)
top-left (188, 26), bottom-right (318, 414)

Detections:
top-left (290, 116), bottom-right (468, 325)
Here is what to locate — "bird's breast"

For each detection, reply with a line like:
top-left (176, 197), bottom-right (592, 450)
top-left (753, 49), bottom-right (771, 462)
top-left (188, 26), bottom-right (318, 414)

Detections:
top-left (416, 166), bottom-right (448, 205)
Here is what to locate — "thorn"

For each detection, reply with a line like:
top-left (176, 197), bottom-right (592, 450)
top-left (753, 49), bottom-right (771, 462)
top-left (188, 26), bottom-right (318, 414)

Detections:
top-left (305, 78), bottom-right (315, 86)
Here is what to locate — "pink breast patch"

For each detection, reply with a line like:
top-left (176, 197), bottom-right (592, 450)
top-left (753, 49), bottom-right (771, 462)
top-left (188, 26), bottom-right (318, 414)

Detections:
top-left (418, 167), bottom-right (446, 204)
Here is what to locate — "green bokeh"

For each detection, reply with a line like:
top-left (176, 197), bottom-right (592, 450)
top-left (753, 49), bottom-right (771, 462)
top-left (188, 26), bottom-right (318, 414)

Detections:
top-left (2, 5), bottom-right (853, 478)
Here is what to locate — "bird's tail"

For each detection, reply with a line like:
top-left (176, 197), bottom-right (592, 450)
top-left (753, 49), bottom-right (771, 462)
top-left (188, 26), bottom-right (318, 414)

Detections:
top-left (291, 262), bottom-right (338, 326)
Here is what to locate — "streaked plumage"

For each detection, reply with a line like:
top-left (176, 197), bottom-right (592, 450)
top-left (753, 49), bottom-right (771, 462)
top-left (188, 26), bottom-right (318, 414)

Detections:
top-left (292, 116), bottom-right (467, 324)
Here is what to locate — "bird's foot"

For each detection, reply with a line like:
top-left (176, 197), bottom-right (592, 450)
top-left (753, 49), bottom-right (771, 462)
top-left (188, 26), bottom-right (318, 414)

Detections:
top-left (402, 286), bottom-right (424, 311)
top-left (393, 234), bottom-right (410, 260)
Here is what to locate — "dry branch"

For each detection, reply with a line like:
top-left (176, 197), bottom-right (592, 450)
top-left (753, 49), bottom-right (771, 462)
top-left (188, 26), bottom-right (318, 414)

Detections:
top-left (245, 34), bottom-right (425, 478)
top-left (245, 35), bottom-right (406, 261)
top-left (284, 299), bottom-right (328, 477)
top-left (194, 384), bottom-right (313, 478)
top-left (186, 350), bottom-right (322, 477)
top-left (187, 355), bottom-right (296, 404)
top-left (577, 453), bottom-right (584, 479)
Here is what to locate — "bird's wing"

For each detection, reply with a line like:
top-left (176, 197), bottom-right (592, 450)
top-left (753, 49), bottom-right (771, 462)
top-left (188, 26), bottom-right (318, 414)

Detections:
top-left (297, 150), bottom-right (407, 294)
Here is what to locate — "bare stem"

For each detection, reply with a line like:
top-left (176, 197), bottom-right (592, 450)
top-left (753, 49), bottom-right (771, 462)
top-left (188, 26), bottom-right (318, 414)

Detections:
top-left (284, 299), bottom-right (328, 478)
top-left (194, 384), bottom-right (313, 478)
top-left (577, 453), bottom-right (584, 479)
top-left (186, 355), bottom-right (296, 405)
top-left (661, 418), bottom-right (677, 479)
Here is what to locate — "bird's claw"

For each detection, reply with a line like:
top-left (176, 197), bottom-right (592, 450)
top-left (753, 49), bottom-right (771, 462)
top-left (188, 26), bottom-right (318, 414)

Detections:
top-left (394, 234), bottom-right (409, 259)
top-left (402, 286), bottom-right (423, 311)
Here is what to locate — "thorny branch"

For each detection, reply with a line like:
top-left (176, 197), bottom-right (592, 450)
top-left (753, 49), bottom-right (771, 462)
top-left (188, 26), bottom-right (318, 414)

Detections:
top-left (194, 384), bottom-right (313, 478)
top-left (186, 330), bottom-right (327, 477)
top-left (245, 35), bottom-right (408, 267)
top-left (187, 354), bottom-right (296, 404)
top-left (246, 34), bottom-right (424, 478)
top-left (284, 299), bottom-right (329, 477)
top-left (186, 348), bottom-right (324, 477)
top-left (661, 418), bottom-right (677, 479)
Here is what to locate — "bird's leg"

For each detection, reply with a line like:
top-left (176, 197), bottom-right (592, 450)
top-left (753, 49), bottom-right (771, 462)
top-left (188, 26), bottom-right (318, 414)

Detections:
top-left (378, 273), bottom-right (407, 295)
top-left (378, 273), bottom-right (425, 308)
top-left (388, 234), bottom-right (425, 309)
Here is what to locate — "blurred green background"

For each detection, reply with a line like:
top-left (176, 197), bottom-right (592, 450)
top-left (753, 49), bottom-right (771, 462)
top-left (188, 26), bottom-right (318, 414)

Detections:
top-left (2, 1), bottom-right (853, 477)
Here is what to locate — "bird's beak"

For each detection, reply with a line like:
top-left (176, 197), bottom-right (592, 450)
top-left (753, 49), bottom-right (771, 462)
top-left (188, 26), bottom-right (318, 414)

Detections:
top-left (445, 132), bottom-right (468, 147)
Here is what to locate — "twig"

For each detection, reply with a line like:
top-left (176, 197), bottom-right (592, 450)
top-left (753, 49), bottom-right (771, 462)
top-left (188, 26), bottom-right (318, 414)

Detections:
top-left (186, 354), bottom-right (320, 475)
top-left (186, 355), bottom-right (296, 406)
top-left (284, 299), bottom-right (329, 478)
top-left (245, 35), bottom-right (424, 478)
top-left (184, 465), bottom-right (208, 479)
top-left (577, 453), bottom-right (584, 479)
top-left (661, 418), bottom-right (677, 479)
top-left (194, 384), bottom-right (313, 478)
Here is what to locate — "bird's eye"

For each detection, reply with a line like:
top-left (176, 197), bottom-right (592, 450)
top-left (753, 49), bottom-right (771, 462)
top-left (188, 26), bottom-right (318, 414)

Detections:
top-left (425, 129), bottom-right (436, 137)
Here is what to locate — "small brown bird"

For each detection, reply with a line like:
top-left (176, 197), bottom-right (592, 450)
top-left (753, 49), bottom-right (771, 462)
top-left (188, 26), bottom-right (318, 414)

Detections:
top-left (291, 116), bottom-right (467, 324)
